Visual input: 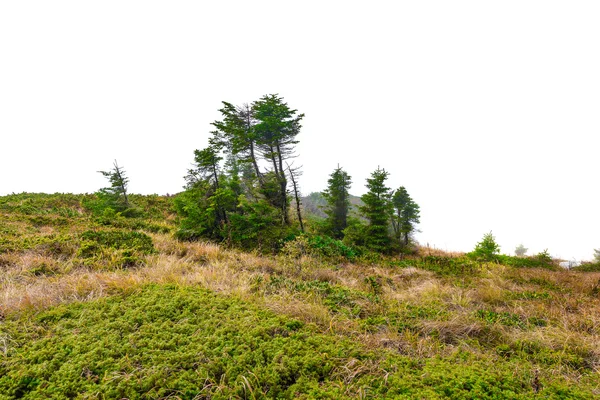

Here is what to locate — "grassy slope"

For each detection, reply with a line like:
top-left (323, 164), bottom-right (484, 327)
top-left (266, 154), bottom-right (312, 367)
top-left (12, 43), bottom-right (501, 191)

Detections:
top-left (1, 193), bottom-right (599, 399)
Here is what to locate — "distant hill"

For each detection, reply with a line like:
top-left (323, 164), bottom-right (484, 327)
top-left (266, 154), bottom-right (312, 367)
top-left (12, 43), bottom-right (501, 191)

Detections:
top-left (301, 192), bottom-right (363, 219)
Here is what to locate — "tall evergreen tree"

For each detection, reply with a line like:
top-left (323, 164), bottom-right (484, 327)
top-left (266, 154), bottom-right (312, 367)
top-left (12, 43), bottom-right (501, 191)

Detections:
top-left (391, 187), bottom-right (420, 246)
top-left (98, 160), bottom-right (130, 211)
top-left (360, 168), bottom-right (392, 253)
top-left (322, 166), bottom-right (352, 239)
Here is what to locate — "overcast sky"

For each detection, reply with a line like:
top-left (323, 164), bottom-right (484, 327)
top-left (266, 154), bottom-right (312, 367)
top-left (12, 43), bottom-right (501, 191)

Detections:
top-left (1, 1), bottom-right (598, 260)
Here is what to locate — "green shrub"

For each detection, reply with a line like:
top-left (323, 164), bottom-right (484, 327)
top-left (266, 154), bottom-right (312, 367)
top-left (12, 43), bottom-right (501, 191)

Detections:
top-left (307, 235), bottom-right (357, 260)
top-left (497, 253), bottom-right (556, 269)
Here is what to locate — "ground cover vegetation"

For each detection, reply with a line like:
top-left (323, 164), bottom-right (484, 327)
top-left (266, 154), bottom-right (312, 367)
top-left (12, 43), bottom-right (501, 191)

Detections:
top-left (1, 192), bottom-right (600, 398)
top-left (1, 95), bottom-right (600, 398)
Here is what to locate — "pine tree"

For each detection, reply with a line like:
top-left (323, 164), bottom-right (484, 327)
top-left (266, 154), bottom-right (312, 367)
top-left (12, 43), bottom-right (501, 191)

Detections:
top-left (360, 168), bottom-right (392, 253)
top-left (391, 187), bottom-right (420, 246)
top-left (322, 166), bottom-right (352, 239)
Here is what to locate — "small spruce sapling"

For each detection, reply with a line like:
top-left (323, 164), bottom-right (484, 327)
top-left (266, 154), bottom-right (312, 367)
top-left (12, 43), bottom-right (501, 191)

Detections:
top-left (469, 231), bottom-right (501, 261)
top-left (97, 160), bottom-right (131, 213)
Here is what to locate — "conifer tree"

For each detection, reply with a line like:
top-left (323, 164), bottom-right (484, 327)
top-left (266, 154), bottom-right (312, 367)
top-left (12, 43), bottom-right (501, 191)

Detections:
top-left (98, 160), bottom-right (130, 211)
top-left (322, 166), bottom-right (352, 239)
top-left (360, 168), bottom-right (392, 253)
top-left (390, 187), bottom-right (420, 246)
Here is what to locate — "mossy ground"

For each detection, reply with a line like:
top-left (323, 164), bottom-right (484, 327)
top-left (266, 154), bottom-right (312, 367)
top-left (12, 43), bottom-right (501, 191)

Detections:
top-left (1, 193), bottom-right (599, 398)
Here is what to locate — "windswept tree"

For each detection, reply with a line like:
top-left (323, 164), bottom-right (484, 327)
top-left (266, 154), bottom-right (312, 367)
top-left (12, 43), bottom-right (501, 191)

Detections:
top-left (390, 187), bottom-right (420, 246)
top-left (175, 94), bottom-right (305, 250)
top-left (253, 94), bottom-right (304, 223)
top-left (322, 166), bottom-right (352, 239)
top-left (594, 248), bottom-right (600, 263)
top-left (98, 160), bottom-right (130, 211)
top-left (360, 168), bottom-right (392, 253)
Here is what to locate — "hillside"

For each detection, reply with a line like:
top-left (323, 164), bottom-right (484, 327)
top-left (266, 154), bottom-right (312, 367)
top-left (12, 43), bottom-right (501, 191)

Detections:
top-left (1, 193), bottom-right (599, 399)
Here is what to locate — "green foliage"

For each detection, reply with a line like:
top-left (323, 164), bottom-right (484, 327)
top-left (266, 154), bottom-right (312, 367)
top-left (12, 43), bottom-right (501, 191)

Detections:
top-left (281, 234), bottom-right (358, 262)
top-left (0, 285), bottom-right (362, 399)
top-left (497, 253), bottom-right (556, 270)
top-left (2, 192), bottom-right (599, 399)
top-left (0, 193), bottom-right (173, 258)
top-left (175, 94), bottom-right (305, 249)
top-left (173, 183), bottom-right (235, 241)
top-left (571, 262), bottom-right (600, 272)
top-left (308, 235), bottom-right (357, 260)
top-left (4, 284), bottom-right (588, 399)
top-left (228, 196), bottom-right (287, 252)
top-left (468, 232), bottom-right (501, 261)
top-left (0, 193), bottom-right (83, 216)
top-left (476, 309), bottom-right (547, 330)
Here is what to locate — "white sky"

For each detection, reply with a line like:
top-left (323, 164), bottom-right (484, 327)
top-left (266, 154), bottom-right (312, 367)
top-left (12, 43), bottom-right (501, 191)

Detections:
top-left (1, 1), bottom-right (598, 260)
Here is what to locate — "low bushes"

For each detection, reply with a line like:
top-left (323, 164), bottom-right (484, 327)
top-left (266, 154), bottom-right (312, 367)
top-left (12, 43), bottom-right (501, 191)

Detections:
top-left (77, 229), bottom-right (155, 269)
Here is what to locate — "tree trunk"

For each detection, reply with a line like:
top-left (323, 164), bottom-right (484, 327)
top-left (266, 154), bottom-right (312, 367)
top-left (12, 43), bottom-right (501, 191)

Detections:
top-left (276, 143), bottom-right (289, 225)
top-left (287, 163), bottom-right (304, 232)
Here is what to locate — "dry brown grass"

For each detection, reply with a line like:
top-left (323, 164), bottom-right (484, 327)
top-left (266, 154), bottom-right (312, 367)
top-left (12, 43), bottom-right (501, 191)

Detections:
top-left (415, 245), bottom-right (465, 258)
